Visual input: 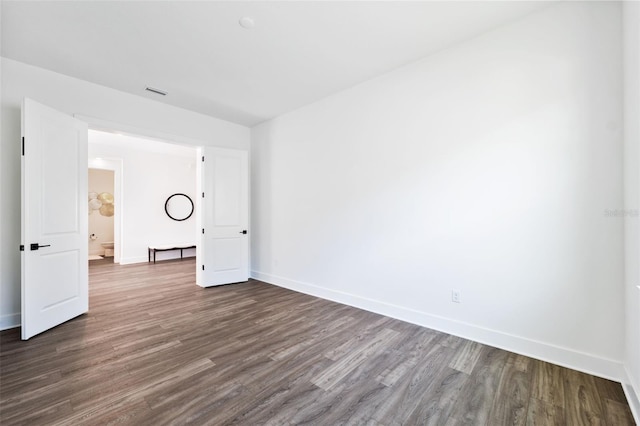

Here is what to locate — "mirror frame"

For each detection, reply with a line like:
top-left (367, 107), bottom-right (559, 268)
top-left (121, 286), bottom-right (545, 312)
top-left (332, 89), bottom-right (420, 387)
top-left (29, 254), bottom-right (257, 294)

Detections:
top-left (165, 193), bottom-right (194, 221)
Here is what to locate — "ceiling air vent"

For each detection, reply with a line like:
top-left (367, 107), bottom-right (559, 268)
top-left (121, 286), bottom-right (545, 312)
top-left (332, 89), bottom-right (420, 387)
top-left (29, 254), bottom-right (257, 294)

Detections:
top-left (145, 86), bottom-right (168, 96)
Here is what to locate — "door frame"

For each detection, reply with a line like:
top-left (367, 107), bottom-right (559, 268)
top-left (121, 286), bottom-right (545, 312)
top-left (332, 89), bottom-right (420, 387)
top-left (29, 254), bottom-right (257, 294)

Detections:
top-left (75, 115), bottom-right (211, 148)
top-left (88, 158), bottom-right (123, 264)
top-left (76, 114), bottom-right (251, 276)
top-left (78, 114), bottom-right (204, 268)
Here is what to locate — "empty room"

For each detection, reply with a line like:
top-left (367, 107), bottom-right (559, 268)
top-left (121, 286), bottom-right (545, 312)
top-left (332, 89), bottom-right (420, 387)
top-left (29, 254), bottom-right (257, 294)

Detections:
top-left (1, 1), bottom-right (639, 425)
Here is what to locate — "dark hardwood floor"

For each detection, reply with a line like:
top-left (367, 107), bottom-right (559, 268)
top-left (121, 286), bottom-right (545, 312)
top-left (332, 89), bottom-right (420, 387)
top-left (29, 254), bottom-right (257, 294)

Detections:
top-left (0, 258), bottom-right (635, 425)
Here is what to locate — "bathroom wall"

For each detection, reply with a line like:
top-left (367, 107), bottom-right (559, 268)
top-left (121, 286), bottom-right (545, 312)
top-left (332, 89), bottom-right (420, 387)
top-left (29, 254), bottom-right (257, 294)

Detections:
top-left (88, 169), bottom-right (115, 256)
top-left (88, 130), bottom-right (198, 264)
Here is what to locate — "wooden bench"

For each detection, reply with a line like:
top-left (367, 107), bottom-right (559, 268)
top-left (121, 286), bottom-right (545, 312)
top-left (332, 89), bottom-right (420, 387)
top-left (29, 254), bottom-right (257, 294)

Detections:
top-left (148, 244), bottom-right (196, 263)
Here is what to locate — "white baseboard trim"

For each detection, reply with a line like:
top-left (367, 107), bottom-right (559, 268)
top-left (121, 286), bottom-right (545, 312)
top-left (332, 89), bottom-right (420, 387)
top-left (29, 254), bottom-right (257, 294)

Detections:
top-left (623, 369), bottom-right (640, 424)
top-left (251, 270), bottom-right (626, 383)
top-left (0, 312), bottom-right (20, 331)
top-left (623, 383), bottom-right (640, 424)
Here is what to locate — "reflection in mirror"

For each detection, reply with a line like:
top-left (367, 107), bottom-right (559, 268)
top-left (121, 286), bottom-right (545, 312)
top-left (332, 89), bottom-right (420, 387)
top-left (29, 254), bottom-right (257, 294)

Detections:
top-left (165, 193), bottom-right (194, 221)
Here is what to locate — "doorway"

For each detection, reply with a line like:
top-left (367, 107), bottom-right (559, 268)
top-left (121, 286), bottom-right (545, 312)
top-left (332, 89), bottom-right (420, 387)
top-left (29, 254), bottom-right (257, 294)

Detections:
top-left (88, 168), bottom-right (115, 261)
top-left (87, 129), bottom-right (199, 266)
top-left (88, 157), bottom-right (123, 263)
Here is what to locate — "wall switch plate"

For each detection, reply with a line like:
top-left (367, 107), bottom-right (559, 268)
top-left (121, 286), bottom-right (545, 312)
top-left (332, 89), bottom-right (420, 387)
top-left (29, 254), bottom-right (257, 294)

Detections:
top-left (451, 290), bottom-right (461, 303)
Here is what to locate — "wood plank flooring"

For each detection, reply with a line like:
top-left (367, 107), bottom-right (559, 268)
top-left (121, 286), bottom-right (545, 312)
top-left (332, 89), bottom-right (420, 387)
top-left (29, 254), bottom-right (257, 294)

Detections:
top-left (0, 259), bottom-right (635, 425)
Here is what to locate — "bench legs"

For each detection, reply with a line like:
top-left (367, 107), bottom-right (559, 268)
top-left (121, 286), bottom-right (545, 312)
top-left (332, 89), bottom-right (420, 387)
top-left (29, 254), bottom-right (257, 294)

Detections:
top-left (148, 246), bottom-right (195, 263)
top-left (148, 248), bottom-right (158, 263)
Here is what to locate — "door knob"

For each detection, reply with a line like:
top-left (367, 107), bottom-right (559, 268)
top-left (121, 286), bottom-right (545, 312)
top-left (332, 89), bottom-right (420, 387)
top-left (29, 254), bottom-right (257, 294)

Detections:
top-left (30, 243), bottom-right (51, 251)
top-left (239, 230), bottom-right (247, 234)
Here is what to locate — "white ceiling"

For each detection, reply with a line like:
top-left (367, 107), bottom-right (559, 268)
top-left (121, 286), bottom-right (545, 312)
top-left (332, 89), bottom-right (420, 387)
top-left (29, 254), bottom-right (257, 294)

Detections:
top-left (1, 1), bottom-right (552, 126)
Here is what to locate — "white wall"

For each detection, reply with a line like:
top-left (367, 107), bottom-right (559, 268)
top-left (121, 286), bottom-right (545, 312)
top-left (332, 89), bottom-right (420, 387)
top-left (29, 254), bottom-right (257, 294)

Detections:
top-left (251, 1), bottom-right (625, 380)
top-left (88, 131), bottom-right (197, 264)
top-left (88, 168), bottom-right (115, 256)
top-left (0, 58), bottom-right (249, 329)
top-left (623, 1), bottom-right (640, 420)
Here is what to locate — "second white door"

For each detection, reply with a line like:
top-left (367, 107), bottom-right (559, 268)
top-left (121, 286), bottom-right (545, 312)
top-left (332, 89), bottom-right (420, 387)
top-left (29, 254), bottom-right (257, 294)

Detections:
top-left (197, 147), bottom-right (249, 286)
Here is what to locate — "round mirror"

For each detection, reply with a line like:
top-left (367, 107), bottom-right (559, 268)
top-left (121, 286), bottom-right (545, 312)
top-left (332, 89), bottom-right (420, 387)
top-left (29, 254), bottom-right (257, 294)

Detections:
top-left (165, 193), bottom-right (194, 221)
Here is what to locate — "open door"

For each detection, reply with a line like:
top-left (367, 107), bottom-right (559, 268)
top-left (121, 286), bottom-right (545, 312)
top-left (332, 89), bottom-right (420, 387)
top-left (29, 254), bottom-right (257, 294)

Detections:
top-left (197, 147), bottom-right (249, 287)
top-left (21, 98), bottom-right (88, 340)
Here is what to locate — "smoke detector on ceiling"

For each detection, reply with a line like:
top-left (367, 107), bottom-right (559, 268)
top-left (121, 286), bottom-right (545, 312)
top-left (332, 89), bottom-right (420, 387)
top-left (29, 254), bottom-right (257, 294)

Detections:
top-left (239, 16), bottom-right (255, 29)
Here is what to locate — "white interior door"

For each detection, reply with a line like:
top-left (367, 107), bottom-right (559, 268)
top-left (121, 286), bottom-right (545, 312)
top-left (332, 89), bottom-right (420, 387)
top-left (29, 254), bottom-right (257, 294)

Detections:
top-left (197, 147), bottom-right (249, 287)
top-left (21, 98), bottom-right (88, 340)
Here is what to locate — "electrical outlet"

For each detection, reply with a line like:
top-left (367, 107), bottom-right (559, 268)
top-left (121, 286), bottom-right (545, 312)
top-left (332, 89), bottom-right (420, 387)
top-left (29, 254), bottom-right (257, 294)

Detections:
top-left (451, 290), bottom-right (461, 303)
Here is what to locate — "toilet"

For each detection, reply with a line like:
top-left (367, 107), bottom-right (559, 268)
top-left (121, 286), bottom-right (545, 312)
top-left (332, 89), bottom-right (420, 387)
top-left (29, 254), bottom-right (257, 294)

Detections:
top-left (101, 242), bottom-right (114, 257)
